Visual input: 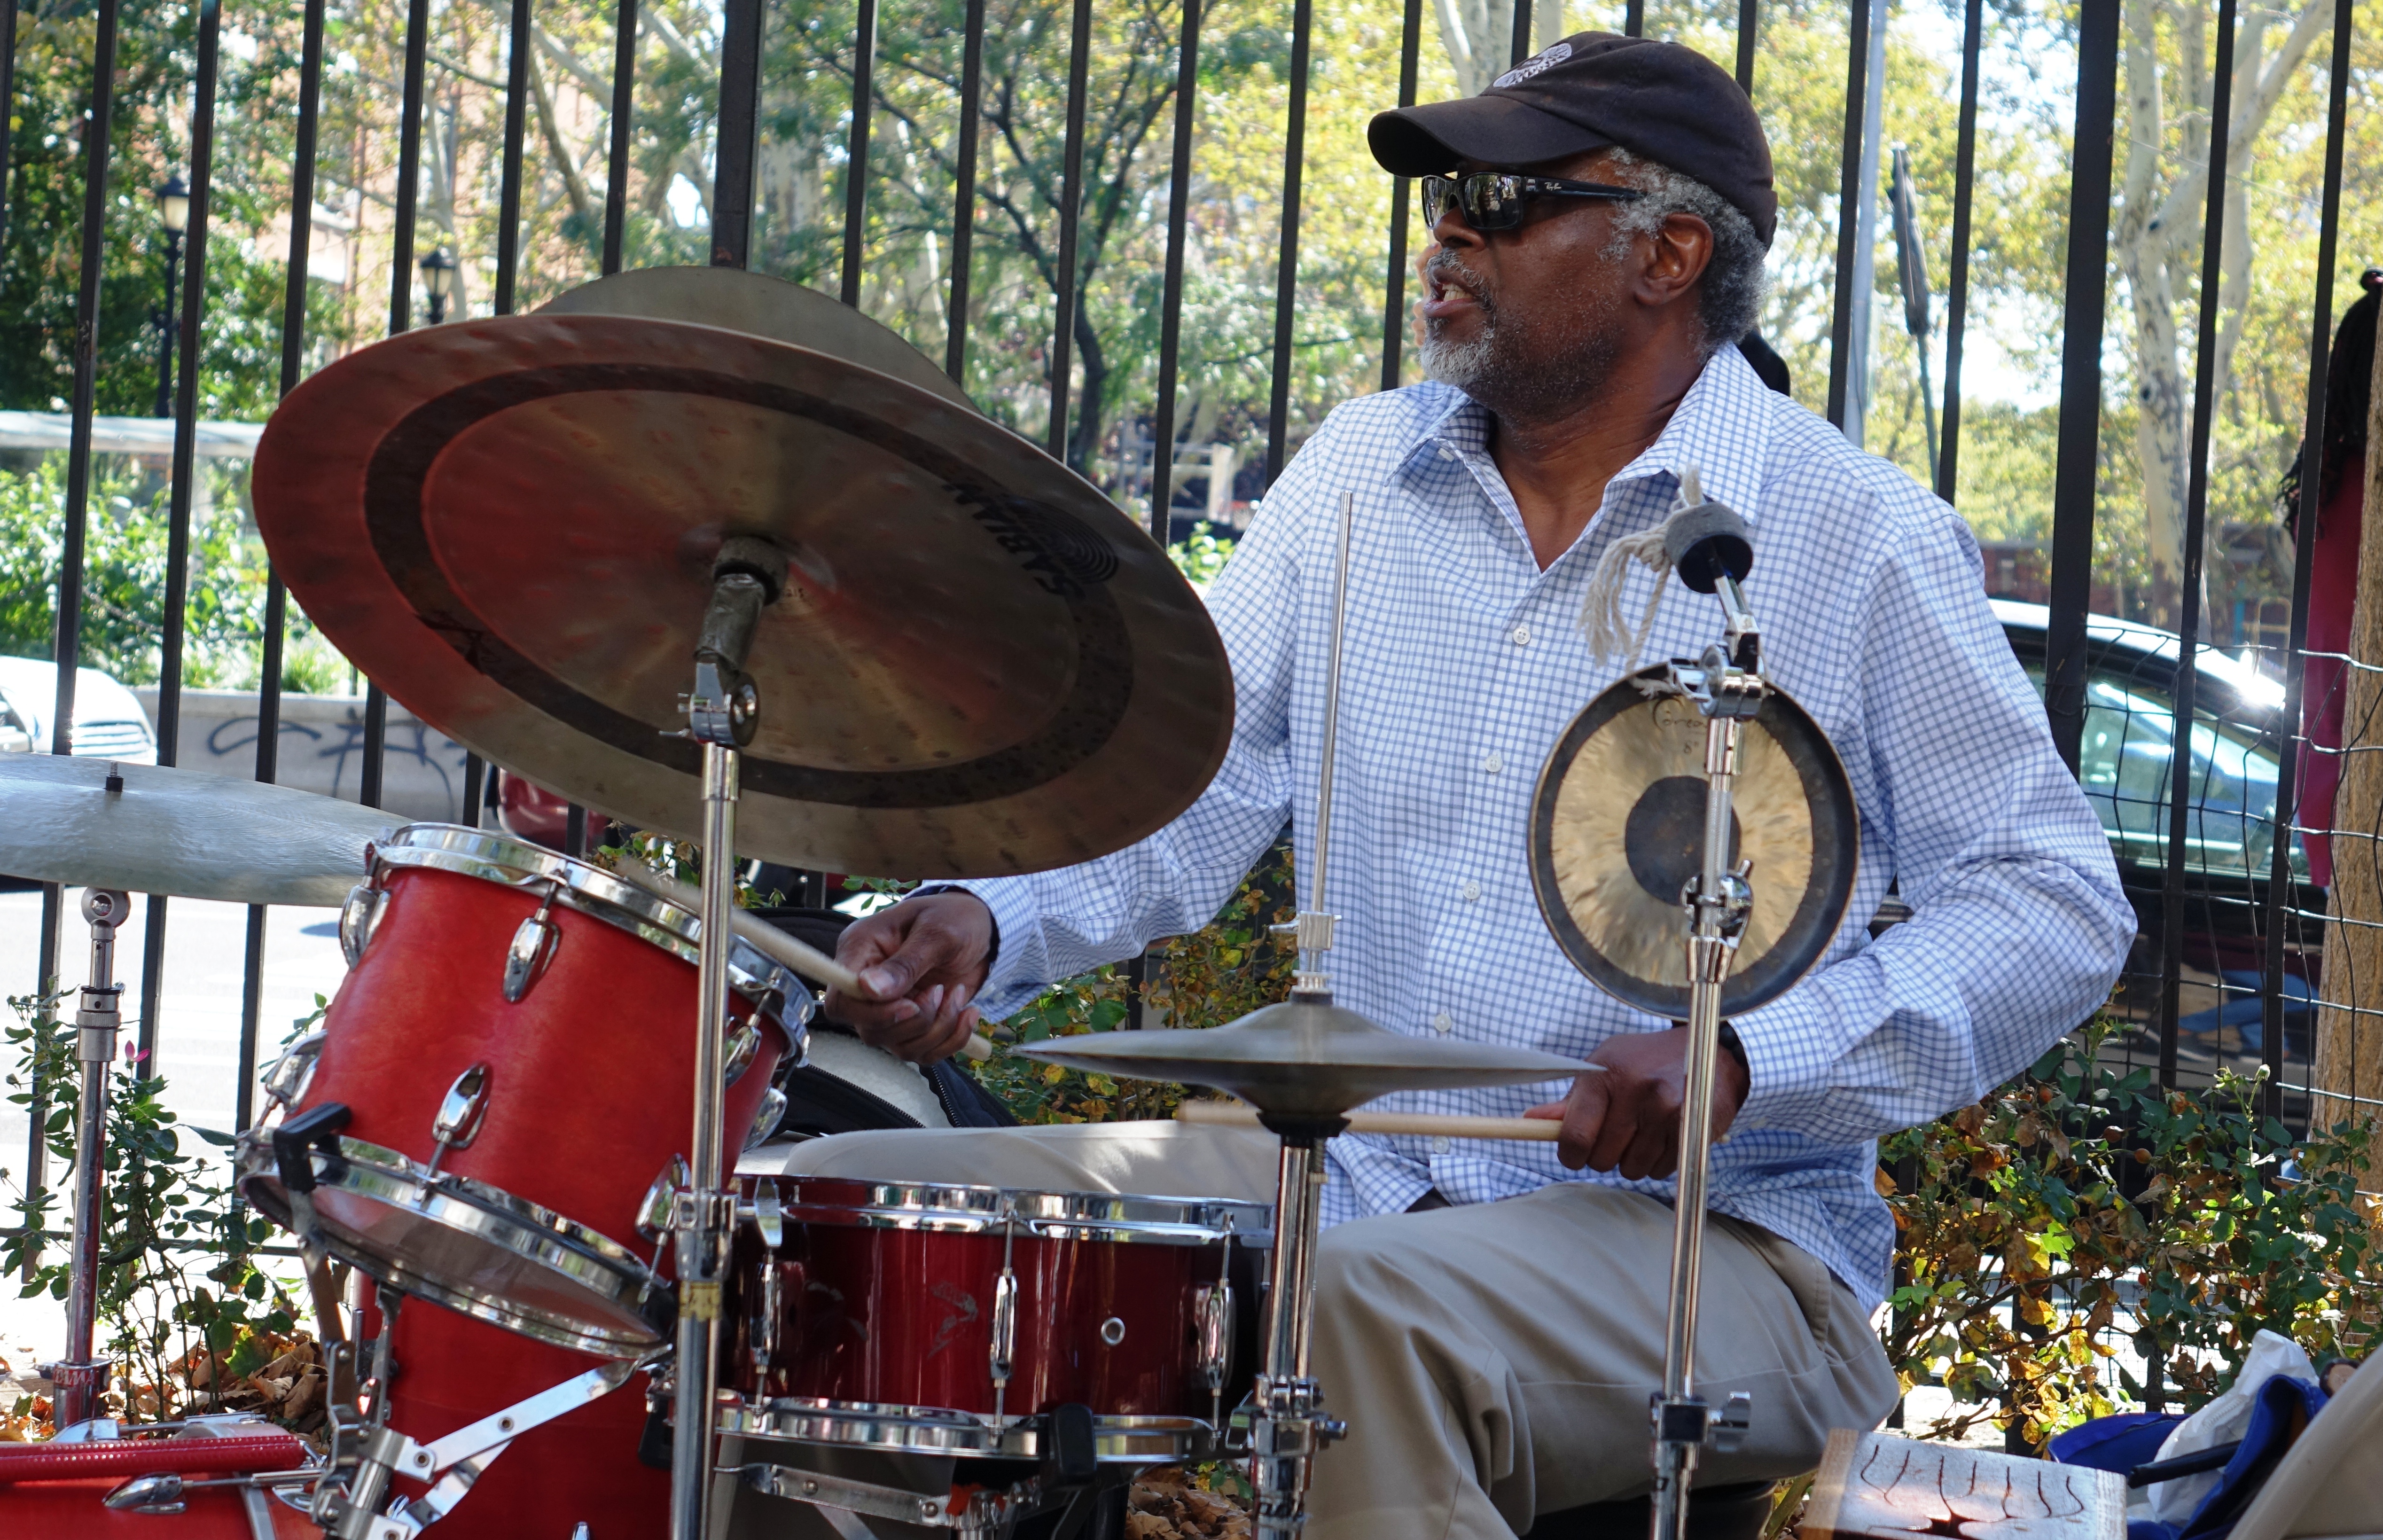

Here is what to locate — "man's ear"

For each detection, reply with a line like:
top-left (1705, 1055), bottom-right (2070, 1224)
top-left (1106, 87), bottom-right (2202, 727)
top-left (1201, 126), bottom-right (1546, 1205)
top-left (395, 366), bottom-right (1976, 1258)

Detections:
top-left (1634, 212), bottom-right (1713, 312)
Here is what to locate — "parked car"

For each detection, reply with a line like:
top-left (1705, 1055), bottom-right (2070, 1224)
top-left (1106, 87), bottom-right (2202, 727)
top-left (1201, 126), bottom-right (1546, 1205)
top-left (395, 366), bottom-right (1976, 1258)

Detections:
top-left (0, 656), bottom-right (158, 763)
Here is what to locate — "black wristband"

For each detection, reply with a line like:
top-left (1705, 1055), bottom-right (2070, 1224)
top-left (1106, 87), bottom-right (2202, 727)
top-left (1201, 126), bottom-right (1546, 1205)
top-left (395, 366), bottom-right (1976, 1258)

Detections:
top-left (908, 884), bottom-right (999, 970)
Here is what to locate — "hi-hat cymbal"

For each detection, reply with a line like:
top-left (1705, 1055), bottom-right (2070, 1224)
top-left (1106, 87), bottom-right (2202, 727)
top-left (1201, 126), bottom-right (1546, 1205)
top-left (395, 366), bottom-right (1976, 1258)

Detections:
top-left (248, 312), bottom-right (1233, 878)
top-left (534, 266), bottom-right (977, 414)
top-left (0, 755), bottom-right (395, 906)
top-left (1528, 667), bottom-right (1859, 1019)
top-left (1012, 997), bottom-right (1587, 1118)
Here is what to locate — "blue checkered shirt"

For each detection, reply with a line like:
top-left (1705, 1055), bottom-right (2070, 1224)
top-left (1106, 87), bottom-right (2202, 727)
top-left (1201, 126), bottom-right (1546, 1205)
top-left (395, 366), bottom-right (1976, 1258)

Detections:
top-left (964, 346), bottom-right (2133, 1309)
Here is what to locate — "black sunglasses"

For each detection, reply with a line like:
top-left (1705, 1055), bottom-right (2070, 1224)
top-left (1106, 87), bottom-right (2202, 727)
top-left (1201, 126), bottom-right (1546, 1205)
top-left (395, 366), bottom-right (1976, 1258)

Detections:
top-left (1419, 172), bottom-right (1646, 231)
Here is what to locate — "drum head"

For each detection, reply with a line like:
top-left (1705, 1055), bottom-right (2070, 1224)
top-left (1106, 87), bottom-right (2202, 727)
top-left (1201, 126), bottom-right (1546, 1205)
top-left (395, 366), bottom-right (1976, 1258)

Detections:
top-left (1528, 667), bottom-right (1859, 1018)
top-left (240, 1136), bottom-right (668, 1357)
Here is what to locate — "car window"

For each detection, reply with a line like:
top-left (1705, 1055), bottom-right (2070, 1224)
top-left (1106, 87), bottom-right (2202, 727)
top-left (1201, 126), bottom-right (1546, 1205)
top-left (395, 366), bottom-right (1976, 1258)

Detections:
top-left (2024, 661), bottom-right (2304, 879)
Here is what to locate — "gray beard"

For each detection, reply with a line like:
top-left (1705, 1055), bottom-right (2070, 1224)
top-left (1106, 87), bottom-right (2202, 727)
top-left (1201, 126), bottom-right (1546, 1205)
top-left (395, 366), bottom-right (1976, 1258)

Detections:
top-left (1417, 262), bottom-right (1621, 425)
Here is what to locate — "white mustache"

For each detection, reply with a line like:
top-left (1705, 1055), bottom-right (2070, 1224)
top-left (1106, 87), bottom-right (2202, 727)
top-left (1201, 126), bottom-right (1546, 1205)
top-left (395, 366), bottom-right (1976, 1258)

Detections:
top-left (1425, 254), bottom-right (1492, 311)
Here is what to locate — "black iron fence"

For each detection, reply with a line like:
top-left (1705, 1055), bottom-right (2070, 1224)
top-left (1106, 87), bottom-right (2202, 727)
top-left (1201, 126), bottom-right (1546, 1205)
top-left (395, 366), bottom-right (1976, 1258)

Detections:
top-left (2, 0), bottom-right (2373, 1407)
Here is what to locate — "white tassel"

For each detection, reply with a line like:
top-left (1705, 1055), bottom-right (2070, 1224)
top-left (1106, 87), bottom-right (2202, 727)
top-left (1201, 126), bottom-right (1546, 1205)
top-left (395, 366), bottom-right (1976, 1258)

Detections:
top-left (1576, 461), bottom-right (1710, 669)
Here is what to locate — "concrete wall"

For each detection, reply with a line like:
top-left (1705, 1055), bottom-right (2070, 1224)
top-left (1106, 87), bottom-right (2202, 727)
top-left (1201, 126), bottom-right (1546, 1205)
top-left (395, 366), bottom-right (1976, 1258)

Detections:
top-left (133, 689), bottom-right (478, 825)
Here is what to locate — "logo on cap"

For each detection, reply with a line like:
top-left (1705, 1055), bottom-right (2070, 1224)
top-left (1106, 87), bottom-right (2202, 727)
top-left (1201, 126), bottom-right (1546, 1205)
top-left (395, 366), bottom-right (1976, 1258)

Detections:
top-left (1492, 39), bottom-right (1571, 90)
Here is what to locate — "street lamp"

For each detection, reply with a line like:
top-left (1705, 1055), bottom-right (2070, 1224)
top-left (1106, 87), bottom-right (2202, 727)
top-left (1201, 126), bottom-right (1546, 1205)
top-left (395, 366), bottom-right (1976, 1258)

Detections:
top-left (152, 174), bottom-right (190, 418)
top-left (419, 247), bottom-right (456, 326)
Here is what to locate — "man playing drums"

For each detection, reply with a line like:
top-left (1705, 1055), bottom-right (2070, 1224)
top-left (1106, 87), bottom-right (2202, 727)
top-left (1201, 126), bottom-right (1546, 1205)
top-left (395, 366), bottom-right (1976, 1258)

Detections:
top-left (805, 33), bottom-right (2133, 1532)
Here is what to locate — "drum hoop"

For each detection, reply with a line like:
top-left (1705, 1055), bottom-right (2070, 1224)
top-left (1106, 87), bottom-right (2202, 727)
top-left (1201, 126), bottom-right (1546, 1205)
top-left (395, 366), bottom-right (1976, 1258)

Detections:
top-left (721, 1396), bottom-right (1215, 1464)
top-left (236, 1131), bottom-right (665, 1358)
top-left (375, 823), bottom-right (815, 1029)
top-left (782, 1179), bottom-right (1273, 1246)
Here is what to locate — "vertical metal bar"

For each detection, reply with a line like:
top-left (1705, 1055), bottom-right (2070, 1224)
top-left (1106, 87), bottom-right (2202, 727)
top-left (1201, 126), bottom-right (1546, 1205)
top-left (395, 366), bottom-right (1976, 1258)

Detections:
top-left (2156, 0), bottom-right (2236, 1093)
top-left (1509, 0), bottom-right (1532, 65)
top-left (0, 0), bottom-right (19, 258)
top-left (1624, 0), bottom-right (1644, 39)
top-left (1147, 0), bottom-right (1203, 539)
top-left (2265, 0), bottom-right (2354, 1124)
top-left (1375, 0), bottom-right (1423, 396)
top-left (839, 0), bottom-right (878, 307)
top-left (1734, 0), bottom-right (1758, 95)
top-left (1823, 0), bottom-right (1870, 431)
top-left (2042, 0), bottom-right (2121, 776)
top-left (494, 0), bottom-right (530, 316)
top-left (711, 0), bottom-right (763, 267)
top-left (25, 891), bottom-right (57, 1277)
top-left (602, 0), bottom-right (637, 275)
top-left (1263, 0), bottom-right (1315, 486)
top-left (138, 0), bottom-right (227, 1082)
top-left (1044, 0), bottom-right (1093, 462)
top-left (1935, 0), bottom-right (1981, 502)
top-left (365, 0), bottom-right (434, 812)
top-left (240, 0), bottom-right (328, 1146)
top-left (943, 0), bottom-right (985, 382)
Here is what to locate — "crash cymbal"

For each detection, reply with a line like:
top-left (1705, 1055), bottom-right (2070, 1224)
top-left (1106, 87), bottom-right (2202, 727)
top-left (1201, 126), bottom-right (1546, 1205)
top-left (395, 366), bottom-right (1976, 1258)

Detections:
top-left (1012, 997), bottom-right (1587, 1118)
top-left (0, 755), bottom-right (396, 907)
top-left (1528, 666), bottom-right (1859, 1019)
top-left (249, 313), bottom-right (1233, 879)
top-left (534, 266), bottom-right (977, 414)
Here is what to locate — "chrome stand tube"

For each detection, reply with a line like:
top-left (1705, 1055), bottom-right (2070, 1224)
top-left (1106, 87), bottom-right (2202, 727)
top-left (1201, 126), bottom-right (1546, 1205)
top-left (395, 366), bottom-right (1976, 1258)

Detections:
top-left (1249, 1127), bottom-right (1345, 1540)
top-left (56, 887), bottom-right (131, 1428)
top-left (670, 742), bottom-right (740, 1540)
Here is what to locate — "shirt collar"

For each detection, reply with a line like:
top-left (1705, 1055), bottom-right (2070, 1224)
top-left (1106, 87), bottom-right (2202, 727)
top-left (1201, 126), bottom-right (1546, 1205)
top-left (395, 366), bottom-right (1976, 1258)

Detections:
top-left (1402, 344), bottom-right (1776, 526)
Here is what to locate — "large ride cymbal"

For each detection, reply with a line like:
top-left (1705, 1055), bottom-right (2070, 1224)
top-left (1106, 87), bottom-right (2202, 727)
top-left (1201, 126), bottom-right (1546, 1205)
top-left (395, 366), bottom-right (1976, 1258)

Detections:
top-left (534, 266), bottom-right (978, 414)
top-left (0, 755), bottom-right (395, 906)
top-left (1528, 667), bottom-right (1860, 1019)
top-left (249, 313), bottom-right (1234, 878)
top-left (1012, 997), bottom-right (1587, 1118)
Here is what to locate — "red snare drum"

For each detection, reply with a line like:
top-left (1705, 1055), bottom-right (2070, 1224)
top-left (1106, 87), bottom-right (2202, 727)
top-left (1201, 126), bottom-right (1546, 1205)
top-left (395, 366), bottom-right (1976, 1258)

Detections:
top-left (723, 1179), bottom-right (1268, 1463)
top-left (239, 824), bottom-right (811, 1356)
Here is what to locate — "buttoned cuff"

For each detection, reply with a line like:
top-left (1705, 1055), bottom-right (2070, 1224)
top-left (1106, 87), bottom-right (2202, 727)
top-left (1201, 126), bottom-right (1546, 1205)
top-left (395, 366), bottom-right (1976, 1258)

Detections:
top-left (1720, 987), bottom-right (1822, 1131)
top-left (937, 876), bottom-right (1041, 1007)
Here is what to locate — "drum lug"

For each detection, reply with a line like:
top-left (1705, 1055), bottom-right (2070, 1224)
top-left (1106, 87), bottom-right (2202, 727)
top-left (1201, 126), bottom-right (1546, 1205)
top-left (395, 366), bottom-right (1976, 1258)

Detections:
top-left (501, 887), bottom-right (563, 1003)
top-left (421, 1063), bottom-right (493, 1180)
top-left (260, 1029), bottom-right (329, 1109)
top-left (740, 1179), bottom-right (784, 1249)
top-left (744, 1087), bottom-right (787, 1149)
top-left (339, 883), bottom-right (389, 968)
top-left (722, 1018), bottom-right (762, 1087)
top-left (1194, 1281), bottom-right (1235, 1392)
top-left (638, 1157), bottom-right (692, 1243)
top-left (988, 1262), bottom-right (1019, 1391)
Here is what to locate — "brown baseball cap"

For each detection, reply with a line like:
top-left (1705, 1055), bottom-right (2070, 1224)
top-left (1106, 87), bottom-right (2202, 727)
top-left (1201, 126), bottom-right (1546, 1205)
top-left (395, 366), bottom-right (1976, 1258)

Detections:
top-left (1368, 32), bottom-right (1777, 246)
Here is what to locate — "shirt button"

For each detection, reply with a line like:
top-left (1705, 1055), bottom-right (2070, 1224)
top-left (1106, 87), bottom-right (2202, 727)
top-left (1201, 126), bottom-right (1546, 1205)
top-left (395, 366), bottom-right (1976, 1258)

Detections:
top-left (1432, 1012), bottom-right (1453, 1034)
top-left (1510, 624), bottom-right (1532, 646)
top-left (1430, 1137), bottom-right (1452, 1156)
top-left (1438, 444), bottom-right (1456, 461)
top-left (1481, 751), bottom-right (1503, 774)
top-left (1461, 880), bottom-right (1482, 903)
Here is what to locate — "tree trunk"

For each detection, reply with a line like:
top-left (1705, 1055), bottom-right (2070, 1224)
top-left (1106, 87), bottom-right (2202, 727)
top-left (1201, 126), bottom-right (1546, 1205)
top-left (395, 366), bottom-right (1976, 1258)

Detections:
top-left (1069, 294), bottom-right (1106, 478)
top-left (2313, 347), bottom-right (2383, 1137)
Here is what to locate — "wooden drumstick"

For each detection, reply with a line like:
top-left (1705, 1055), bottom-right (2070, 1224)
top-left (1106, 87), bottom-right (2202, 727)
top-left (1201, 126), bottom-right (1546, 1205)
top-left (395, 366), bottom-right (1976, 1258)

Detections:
top-left (609, 860), bottom-right (993, 1060)
top-left (1175, 1098), bottom-right (1566, 1142)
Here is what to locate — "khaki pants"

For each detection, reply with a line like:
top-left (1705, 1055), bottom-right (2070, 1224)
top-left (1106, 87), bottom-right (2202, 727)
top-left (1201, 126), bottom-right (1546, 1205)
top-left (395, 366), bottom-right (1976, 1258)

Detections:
top-left (744, 1123), bottom-right (1897, 1539)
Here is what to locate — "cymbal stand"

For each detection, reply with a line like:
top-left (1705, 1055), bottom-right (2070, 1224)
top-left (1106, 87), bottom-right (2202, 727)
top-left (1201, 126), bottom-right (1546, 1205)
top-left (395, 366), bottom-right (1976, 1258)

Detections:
top-left (1649, 479), bottom-right (1760, 1540)
top-left (49, 884), bottom-right (131, 1431)
top-left (669, 536), bottom-right (787, 1540)
top-left (1245, 492), bottom-right (1359, 1539)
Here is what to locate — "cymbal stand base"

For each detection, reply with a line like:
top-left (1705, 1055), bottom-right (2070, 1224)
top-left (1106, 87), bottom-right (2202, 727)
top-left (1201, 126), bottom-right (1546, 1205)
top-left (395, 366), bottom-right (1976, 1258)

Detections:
top-left (1244, 1118), bottom-right (1350, 1540)
top-left (1649, 635), bottom-right (1763, 1540)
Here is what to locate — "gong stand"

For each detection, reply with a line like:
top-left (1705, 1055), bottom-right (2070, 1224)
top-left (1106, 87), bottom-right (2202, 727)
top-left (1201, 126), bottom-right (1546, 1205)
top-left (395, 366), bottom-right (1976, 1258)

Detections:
top-left (1647, 523), bottom-right (1764, 1540)
top-left (667, 537), bottom-right (790, 1540)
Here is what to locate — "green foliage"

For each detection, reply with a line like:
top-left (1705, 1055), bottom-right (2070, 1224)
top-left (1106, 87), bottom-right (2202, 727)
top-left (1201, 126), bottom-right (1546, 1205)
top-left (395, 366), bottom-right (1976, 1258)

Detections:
top-left (0, 456), bottom-right (269, 685)
top-left (1880, 1020), bottom-right (2379, 1448)
top-left (1167, 523), bottom-right (1237, 587)
top-left (2, 985), bottom-right (304, 1424)
top-left (974, 838), bottom-right (1295, 1125)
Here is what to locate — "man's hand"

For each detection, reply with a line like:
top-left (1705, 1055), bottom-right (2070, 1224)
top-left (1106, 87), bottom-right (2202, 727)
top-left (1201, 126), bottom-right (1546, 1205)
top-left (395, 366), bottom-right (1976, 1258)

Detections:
top-left (1523, 1025), bottom-right (1750, 1180)
top-left (824, 892), bottom-right (995, 1063)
